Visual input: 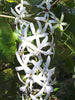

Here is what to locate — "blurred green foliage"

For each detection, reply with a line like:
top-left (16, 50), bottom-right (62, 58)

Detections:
top-left (0, 68), bottom-right (18, 99)
top-left (63, 0), bottom-right (75, 8)
top-left (0, 18), bottom-right (17, 62)
top-left (64, 14), bottom-right (75, 33)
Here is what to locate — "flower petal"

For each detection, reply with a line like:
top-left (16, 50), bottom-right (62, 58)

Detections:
top-left (49, 23), bottom-right (54, 34)
top-left (17, 72), bottom-right (25, 84)
top-left (61, 22), bottom-right (67, 26)
top-left (44, 56), bottom-right (51, 70)
top-left (30, 94), bottom-right (37, 100)
top-left (15, 66), bottom-right (24, 71)
top-left (46, 2), bottom-right (51, 10)
top-left (60, 13), bottom-right (64, 22)
top-left (23, 1), bottom-right (30, 5)
top-left (20, 85), bottom-right (27, 92)
top-left (37, 21), bottom-right (42, 32)
top-left (35, 17), bottom-right (46, 22)
top-left (35, 86), bottom-right (44, 97)
top-left (11, 8), bottom-right (18, 17)
top-left (16, 52), bottom-right (23, 65)
top-left (30, 23), bottom-right (35, 34)
top-left (22, 94), bottom-right (25, 100)
top-left (42, 23), bottom-right (48, 32)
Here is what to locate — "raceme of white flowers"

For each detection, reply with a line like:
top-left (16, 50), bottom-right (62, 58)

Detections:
top-left (11, 0), bottom-right (67, 100)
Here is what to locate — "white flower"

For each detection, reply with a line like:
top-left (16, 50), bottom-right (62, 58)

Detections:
top-left (16, 51), bottom-right (24, 66)
top-left (37, 10), bottom-right (55, 19)
top-left (30, 21), bottom-right (43, 34)
top-left (53, 13), bottom-right (67, 31)
top-left (30, 94), bottom-right (37, 100)
top-left (44, 85), bottom-right (53, 100)
top-left (15, 60), bottom-right (46, 91)
top-left (35, 17), bottom-right (57, 34)
top-left (30, 22), bottom-right (48, 46)
top-left (15, 18), bottom-right (30, 37)
top-left (20, 85), bottom-right (27, 92)
top-left (16, 42), bottom-right (34, 65)
top-left (31, 56), bottom-right (55, 83)
top-left (30, 94), bottom-right (43, 100)
top-left (27, 36), bottom-right (54, 56)
top-left (11, 0), bottom-right (31, 18)
top-left (17, 65), bottom-right (54, 99)
top-left (17, 34), bottom-right (43, 56)
top-left (36, 0), bottom-right (53, 10)
top-left (31, 56), bottom-right (50, 71)
top-left (22, 53), bottom-right (33, 65)
top-left (13, 0), bottom-right (56, 99)
top-left (22, 61), bottom-right (44, 86)
top-left (30, 83), bottom-right (53, 100)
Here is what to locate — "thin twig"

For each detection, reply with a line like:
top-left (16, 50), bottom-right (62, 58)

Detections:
top-left (0, 14), bottom-right (15, 19)
top-left (51, 0), bottom-right (59, 7)
top-left (0, 14), bottom-right (36, 22)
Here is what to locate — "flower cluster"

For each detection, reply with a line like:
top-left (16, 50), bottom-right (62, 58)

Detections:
top-left (11, 0), bottom-right (67, 100)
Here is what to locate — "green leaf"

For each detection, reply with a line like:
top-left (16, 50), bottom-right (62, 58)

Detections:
top-left (5, 0), bottom-right (18, 3)
top-left (54, 88), bottom-right (59, 92)
top-left (0, 18), bottom-right (17, 62)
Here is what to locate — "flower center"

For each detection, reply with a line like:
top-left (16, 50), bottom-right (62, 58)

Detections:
top-left (44, 9), bottom-right (49, 12)
top-left (30, 73), bottom-right (32, 76)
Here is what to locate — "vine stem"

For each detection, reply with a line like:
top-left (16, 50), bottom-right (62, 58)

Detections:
top-left (0, 14), bottom-right (15, 19)
top-left (51, 0), bottom-right (59, 7)
top-left (0, 14), bottom-right (36, 22)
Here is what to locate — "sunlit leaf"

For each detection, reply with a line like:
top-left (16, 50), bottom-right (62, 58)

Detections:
top-left (54, 88), bottom-right (59, 92)
top-left (0, 18), bottom-right (17, 62)
top-left (5, 0), bottom-right (18, 3)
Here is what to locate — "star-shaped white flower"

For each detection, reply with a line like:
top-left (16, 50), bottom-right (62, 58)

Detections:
top-left (53, 13), bottom-right (67, 31)
top-left (35, 17), bottom-right (57, 34)
top-left (15, 18), bottom-right (30, 37)
top-left (15, 60), bottom-right (45, 91)
top-left (29, 56), bottom-right (55, 99)
top-left (16, 41), bottom-right (34, 65)
top-left (30, 21), bottom-right (48, 46)
top-left (11, 0), bottom-right (31, 18)
top-left (37, 9), bottom-right (55, 19)
top-left (16, 40), bottom-right (38, 66)
top-left (30, 83), bottom-right (53, 100)
top-left (31, 56), bottom-right (55, 83)
top-left (27, 36), bottom-right (53, 56)
top-left (36, 0), bottom-right (53, 10)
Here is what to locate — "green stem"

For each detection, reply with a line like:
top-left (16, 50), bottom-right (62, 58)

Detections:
top-left (63, 31), bottom-right (71, 39)
top-left (64, 41), bottom-right (75, 55)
